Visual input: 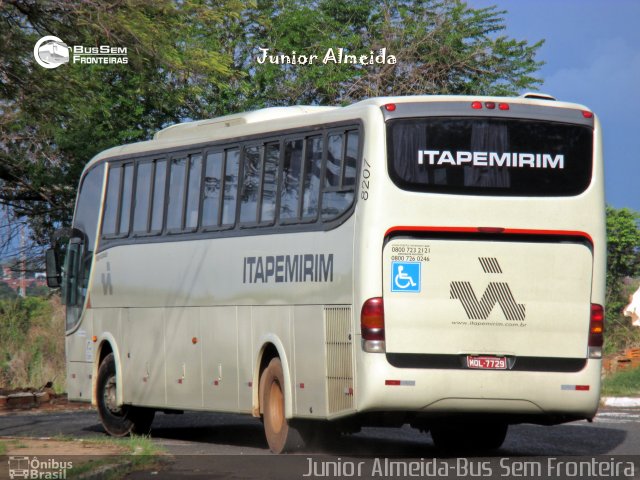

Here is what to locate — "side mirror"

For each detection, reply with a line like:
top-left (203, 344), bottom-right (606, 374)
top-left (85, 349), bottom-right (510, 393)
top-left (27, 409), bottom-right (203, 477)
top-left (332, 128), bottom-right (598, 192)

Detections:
top-left (45, 248), bottom-right (61, 288)
top-left (62, 241), bottom-right (80, 306)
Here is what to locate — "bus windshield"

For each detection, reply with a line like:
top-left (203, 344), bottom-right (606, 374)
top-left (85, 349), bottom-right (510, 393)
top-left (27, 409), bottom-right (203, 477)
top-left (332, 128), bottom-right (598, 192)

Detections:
top-left (387, 117), bottom-right (593, 196)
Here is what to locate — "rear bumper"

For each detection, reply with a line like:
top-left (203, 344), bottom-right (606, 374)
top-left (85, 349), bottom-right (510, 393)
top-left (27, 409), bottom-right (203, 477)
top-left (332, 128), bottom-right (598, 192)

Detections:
top-left (355, 351), bottom-right (601, 420)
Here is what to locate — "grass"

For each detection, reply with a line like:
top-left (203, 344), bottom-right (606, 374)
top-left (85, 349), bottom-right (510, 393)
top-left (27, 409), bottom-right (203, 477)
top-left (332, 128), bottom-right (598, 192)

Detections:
top-left (602, 366), bottom-right (640, 396)
top-left (82, 434), bottom-right (164, 456)
top-left (66, 435), bottom-right (167, 478)
top-left (0, 296), bottom-right (66, 393)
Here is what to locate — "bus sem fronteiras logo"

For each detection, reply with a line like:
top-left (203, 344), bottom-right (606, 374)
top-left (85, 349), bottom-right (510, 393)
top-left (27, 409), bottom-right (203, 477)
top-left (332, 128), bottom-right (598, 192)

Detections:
top-left (450, 257), bottom-right (526, 321)
top-left (33, 36), bottom-right (128, 68)
top-left (33, 36), bottom-right (70, 69)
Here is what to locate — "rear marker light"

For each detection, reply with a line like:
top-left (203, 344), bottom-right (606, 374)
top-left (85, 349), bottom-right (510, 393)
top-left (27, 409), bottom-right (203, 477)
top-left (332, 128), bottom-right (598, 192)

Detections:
top-left (485, 102), bottom-right (496, 110)
top-left (582, 111), bottom-right (594, 118)
top-left (385, 380), bottom-right (416, 386)
top-left (588, 303), bottom-right (604, 359)
top-left (561, 384), bottom-right (590, 391)
top-left (471, 101), bottom-right (482, 110)
top-left (499, 103), bottom-right (510, 111)
top-left (361, 297), bottom-right (385, 353)
top-left (384, 103), bottom-right (396, 112)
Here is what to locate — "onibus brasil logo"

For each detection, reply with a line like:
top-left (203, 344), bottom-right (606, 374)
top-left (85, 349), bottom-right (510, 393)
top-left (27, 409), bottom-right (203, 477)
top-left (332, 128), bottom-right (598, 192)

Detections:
top-left (8, 455), bottom-right (73, 479)
top-left (34, 35), bottom-right (128, 69)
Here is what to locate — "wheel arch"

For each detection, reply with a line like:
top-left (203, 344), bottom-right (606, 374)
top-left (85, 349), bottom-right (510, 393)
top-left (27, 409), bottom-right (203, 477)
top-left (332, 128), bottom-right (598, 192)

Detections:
top-left (253, 334), bottom-right (294, 419)
top-left (92, 333), bottom-right (124, 407)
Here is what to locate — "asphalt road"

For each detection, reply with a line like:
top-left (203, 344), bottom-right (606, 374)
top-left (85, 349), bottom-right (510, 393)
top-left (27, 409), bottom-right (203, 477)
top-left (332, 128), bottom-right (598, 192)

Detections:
top-left (1, 406), bottom-right (639, 479)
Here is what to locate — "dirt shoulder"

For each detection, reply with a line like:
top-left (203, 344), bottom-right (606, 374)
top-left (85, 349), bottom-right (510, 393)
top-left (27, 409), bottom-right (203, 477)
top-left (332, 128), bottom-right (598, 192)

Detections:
top-left (1, 436), bottom-right (126, 456)
top-left (0, 391), bottom-right (166, 477)
top-left (0, 389), bottom-right (93, 416)
top-left (0, 436), bottom-right (166, 478)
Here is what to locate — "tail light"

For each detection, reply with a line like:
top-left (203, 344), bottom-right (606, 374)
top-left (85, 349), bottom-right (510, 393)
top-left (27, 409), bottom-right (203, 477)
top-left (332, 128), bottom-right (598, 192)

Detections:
top-left (361, 297), bottom-right (385, 353)
top-left (588, 303), bottom-right (604, 358)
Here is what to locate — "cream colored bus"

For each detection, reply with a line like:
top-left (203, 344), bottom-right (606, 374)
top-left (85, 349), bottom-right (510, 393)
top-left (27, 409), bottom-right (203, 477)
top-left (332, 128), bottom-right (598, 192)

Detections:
top-left (46, 94), bottom-right (605, 453)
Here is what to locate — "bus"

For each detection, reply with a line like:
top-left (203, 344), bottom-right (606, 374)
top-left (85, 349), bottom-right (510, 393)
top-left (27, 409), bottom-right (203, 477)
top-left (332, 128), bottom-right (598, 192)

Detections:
top-left (46, 94), bottom-right (605, 453)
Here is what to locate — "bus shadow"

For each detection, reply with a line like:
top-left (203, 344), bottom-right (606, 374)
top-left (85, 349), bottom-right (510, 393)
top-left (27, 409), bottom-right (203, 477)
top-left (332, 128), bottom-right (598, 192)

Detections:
top-left (122, 412), bottom-right (628, 457)
top-left (151, 423), bottom-right (268, 450)
top-left (314, 424), bottom-right (628, 457)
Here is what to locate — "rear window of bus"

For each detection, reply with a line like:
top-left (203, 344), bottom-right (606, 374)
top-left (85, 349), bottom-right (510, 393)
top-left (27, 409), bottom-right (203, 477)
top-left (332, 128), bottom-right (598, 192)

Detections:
top-left (387, 117), bottom-right (593, 196)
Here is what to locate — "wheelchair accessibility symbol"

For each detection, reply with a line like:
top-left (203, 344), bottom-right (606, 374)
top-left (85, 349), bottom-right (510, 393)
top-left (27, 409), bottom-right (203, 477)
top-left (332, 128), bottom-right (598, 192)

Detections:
top-left (391, 261), bottom-right (421, 293)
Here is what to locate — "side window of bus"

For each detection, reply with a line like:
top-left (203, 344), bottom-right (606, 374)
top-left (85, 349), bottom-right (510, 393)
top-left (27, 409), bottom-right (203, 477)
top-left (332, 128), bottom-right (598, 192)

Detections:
top-left (325, 133), bottom-right (343, 189)
top-left (102, 162), bottom-right (133, 237)
top-left (260, 142), bottom-right (280, 224)
top-left (280, 139), bottom-right (303, 221)
top-left (222, 148), bottom-right (240, 226)
top-left (166, 154), bottom-right (203, 232)
top-left (321, 130), bottom-right (358, 221)
top-left (240, 145), bottom-right (263, 225)
top-left (74, 163), bottom-right (105, 251)
top-left (302, 135), bottom-right (322, 220)
top-left (119, 163), bottom-right (134, 235)
top-left (185, 154), bottom-right (203, 230)
top-left (102, 164), bottom-right (121, 237)
top-left (150, 160), bottom-right (167, 232)
top-left (167, 157), bottom-right (187, 231)
top-left (133, 161), bottom-right (152, 234)
top-left (344, 130), bottom-right (359, 187)
top-left (202, 151), bottom-right (223, 228)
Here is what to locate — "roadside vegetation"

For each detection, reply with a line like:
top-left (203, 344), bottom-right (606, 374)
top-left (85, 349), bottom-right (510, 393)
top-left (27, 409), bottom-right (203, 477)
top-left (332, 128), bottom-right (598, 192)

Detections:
top-left (0, 295), bottom-right (65, 393)
top-left (65, 435), bottom-right (166, 478)
top-left (604, 206), bottom-right (640, 356)
top-left (602, 366), bottom-right (640, 397)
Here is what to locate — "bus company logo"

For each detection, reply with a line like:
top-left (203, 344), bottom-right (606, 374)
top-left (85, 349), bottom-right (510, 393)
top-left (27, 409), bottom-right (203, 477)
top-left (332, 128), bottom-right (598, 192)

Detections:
top-left (450, 257), bottom-right (526, 321)
top-left (8, 456), bottom-right (73, 479)
top-left (33, 35), bottom-right (128, 69)
top-left (418, 150), bottom-right (565, 170)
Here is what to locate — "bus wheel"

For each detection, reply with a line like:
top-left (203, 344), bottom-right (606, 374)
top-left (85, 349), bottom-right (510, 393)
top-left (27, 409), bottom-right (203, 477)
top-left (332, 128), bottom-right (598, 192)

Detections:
top-left (260, 357), bottom-right (297, 453)
top-left (97, 353), bottom-right (155, 437)
top-left (430, 421), bottom-right (507, 452)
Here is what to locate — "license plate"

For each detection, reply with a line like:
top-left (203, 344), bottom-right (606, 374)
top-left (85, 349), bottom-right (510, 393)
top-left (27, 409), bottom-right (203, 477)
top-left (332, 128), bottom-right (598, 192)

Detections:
top-left (466, 356), bottom-right (507, 370)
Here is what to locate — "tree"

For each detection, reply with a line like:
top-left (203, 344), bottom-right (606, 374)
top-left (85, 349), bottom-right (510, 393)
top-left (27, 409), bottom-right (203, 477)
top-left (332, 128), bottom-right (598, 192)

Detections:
top-left (606, 206), bottom-right (640, 302)
top-left (230, 0), bottom-right (543, 108)
top-left (1, 0), bottom-right (245, 255)
top-left (1, 0), bottom-right (544, 253)
top-left (605, 206), bottom-right (640, 352)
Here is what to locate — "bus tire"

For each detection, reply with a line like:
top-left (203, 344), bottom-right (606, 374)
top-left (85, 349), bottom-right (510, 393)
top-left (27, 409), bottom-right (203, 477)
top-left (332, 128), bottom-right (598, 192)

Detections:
top-left (430, 421), bottom-right (507, 452)
top-left (260, 357), bottom-right (297, 453)
top-left (97, 353), bottom-right (155, 437)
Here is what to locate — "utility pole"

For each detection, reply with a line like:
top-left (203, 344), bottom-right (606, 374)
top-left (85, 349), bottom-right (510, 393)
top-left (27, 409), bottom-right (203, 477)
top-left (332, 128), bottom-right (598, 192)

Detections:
top-left (19, 222), bottom-right (26, 297)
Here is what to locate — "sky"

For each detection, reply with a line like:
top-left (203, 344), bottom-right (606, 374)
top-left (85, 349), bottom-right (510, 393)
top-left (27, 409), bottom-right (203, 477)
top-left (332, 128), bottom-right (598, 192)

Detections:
top-left (469, 0), bottom-right (640, 211)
